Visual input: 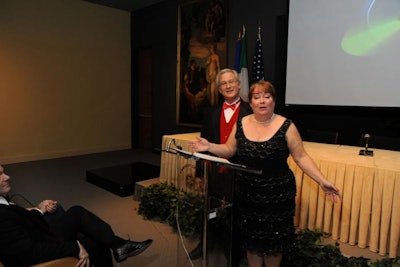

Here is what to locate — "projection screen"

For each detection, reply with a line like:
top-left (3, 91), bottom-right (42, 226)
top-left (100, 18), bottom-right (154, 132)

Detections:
top-left (285, 0), bottom-right (400, 107)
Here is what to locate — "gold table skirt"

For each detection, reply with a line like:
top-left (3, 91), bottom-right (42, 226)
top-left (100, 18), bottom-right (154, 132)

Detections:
top-left (160, 133), bottom-right (400, 258)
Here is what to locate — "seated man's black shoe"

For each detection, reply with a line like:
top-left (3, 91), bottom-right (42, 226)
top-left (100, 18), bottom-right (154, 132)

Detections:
top-left (113, 239), bottom-right (153, 263)
top-left (189, 242), bottom-right (203, 260)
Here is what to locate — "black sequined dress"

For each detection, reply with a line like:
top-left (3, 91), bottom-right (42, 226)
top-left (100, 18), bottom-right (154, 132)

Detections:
top-left (235, 118), bottom-right (296, 255)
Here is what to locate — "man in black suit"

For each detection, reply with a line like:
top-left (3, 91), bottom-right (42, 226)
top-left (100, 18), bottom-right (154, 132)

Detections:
top-left (201, 68), bottom-right (252, 201)
top-left (201, 68), bottom-right (252, 157)
top-left (0, 165), bottom-right (152, 267)
top-left (191, 68), bottom-right (252, 266)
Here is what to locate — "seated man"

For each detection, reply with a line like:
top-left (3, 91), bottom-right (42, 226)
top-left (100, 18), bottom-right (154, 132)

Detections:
top-left (0, 165), bottom-right (152, 267)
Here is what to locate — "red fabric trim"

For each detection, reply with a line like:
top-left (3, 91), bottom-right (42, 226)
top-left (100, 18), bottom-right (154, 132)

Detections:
top-left (219, 107), bottom-right (240, 144)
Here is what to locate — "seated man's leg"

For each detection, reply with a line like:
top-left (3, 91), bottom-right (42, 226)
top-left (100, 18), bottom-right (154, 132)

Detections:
top-left (51, 205), bottom-right (152, 263)
top-left (51, 205), bottom-right (117, 246)
top-left (79, 236), bottom-right (113, 267)
top-left (43, 204), bottom-right (65, 233)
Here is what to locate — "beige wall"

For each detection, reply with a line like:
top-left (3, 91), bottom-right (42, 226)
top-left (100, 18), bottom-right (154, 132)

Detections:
top-left (0, 0), bottom-right (131, 164)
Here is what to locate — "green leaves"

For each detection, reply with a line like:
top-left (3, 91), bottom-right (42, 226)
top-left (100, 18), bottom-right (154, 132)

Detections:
top-left (282, 229), bottom-right (400, 267)
top-left (138, 182), bottom-right (204, 237)
top-left (138, 182), bottom-right (179, 221)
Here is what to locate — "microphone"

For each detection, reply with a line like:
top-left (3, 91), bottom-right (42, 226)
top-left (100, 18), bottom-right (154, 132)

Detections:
top-left (359, 133), bottom-right (374, 156)
top-left (166, 139), bottom-right (173, 152)
top-left (364, 133), bottom-right (370, 151)
top-left (172, 139), bottom-right (183, 150)
top-left (157, 139), bottom-right (184, 155)
top-left (166, 139), bottom-right (183, 152)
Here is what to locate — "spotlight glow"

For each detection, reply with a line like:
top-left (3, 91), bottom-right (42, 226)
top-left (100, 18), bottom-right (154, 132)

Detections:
top-left (342, 18), bottom-right (400, 56)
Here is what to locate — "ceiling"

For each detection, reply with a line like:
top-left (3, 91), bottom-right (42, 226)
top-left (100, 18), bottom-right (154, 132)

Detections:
top-left (83, 0), bottom-right (165, 11)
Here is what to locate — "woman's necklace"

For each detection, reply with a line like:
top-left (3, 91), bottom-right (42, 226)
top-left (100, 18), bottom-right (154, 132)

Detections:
top-left (253, 113), bottom-right (276, 125)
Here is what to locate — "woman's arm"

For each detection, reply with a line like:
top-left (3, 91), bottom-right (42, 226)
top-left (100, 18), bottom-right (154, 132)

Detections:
top-left (286, 123), bottom-right (342, 203)
top-left (189, 123), bottom-right (238, 158)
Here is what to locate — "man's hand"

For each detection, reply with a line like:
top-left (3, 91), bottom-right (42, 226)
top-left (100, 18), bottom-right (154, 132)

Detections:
top-left (37, 200), bottom-right (58, 213)
top-left (76, 241), bottom-right (90, 267)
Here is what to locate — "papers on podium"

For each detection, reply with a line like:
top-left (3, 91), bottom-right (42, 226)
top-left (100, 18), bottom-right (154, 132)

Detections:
top-left (174, 148), bottom-right (262, 174)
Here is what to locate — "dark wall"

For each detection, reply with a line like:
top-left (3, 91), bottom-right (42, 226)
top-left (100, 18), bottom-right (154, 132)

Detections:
top-left (132, 0), bottom-right (288, 149)
top-left (287, 106), bottom-right (400, 146)
top-left (132, 0), bottom-right (400, 150)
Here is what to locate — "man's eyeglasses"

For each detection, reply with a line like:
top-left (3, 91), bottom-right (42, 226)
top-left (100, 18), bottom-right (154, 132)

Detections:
top-left (219, 79), bottom-right (238, 87)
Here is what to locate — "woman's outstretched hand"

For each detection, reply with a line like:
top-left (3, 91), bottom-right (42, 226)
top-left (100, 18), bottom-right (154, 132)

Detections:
top-left (188, 137), bottom-right (210, 152)
top-left (320, 180), bottom-right (342, 203)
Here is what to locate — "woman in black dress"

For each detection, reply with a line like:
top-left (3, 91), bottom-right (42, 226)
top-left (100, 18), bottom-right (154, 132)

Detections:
top-left (189, 80), bottom-right (341, 267)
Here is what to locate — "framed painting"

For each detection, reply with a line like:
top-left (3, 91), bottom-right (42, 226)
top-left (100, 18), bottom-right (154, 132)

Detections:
top-left (176, 0), bottom-right (227, 127)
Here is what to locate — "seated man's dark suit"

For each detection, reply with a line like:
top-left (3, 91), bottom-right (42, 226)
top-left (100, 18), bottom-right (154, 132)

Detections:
top-left (0, 203), bottom-right (114, 267)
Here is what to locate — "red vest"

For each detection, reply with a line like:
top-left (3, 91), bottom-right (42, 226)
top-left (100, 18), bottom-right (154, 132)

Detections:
top-left (219, 107), bottom-right (240, 144)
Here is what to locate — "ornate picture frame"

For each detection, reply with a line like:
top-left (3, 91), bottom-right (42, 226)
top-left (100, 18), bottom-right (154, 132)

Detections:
top-left (176, 0), bottom-right (227, 127)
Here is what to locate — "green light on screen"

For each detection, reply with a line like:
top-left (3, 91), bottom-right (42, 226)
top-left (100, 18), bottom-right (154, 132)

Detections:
top-left (342, 19), bottom-right (400, 56)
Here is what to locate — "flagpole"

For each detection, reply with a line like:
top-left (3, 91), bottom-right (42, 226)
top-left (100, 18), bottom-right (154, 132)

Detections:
top-left (234, 30), bottom-right (242, 73)
top-left (238, 24), bottom-right (249, 102)
top-left (252, 22), bottom-right (264, 84)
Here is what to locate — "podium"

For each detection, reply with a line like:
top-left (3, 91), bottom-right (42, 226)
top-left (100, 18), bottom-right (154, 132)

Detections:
top-left (166, 145), bottom-right (260, 267)
top-left (161, 134), bottom-right (400, 258)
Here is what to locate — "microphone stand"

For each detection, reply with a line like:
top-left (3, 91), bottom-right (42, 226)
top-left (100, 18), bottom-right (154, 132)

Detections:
top-left (155, 139), bottom-right (196, 160)
top-left (359, 134), bottom-right (374, 156)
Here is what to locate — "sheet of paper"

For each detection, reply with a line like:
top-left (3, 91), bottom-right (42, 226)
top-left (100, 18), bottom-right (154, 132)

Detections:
top-left (173, 148), bottom-right (261, 174)
top-left (193, 152), bottom-right (231, 164)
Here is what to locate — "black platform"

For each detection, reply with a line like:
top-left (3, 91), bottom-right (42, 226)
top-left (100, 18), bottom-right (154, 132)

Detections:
top-left (86, 162), bottom-right (160, 197)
